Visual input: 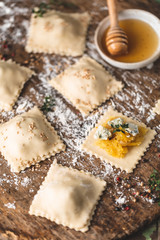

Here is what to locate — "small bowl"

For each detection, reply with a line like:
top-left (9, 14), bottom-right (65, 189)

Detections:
top-left (94, 9), bottom-right (160, 69)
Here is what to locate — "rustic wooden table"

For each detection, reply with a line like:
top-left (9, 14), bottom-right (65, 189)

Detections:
top-left (0, 0), bottom-right (160, 239)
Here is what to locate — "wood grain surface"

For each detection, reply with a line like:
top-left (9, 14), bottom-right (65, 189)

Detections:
top-left (0, 0), bottom-right (160, 240)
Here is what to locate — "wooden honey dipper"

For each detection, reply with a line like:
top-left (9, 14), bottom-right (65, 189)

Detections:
top-left (106, 0), bottom-right (128, 56)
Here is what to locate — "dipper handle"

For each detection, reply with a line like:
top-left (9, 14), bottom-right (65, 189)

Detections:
top-left (107, 0), bottom-right (118, 27)
top-left (106, 0), bottom-right (128, 56)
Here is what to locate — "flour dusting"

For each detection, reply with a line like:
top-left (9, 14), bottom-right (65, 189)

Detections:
top-left (4, 202), bottom-right (16, 209)
top-left (0, 1), bottom-right (29, 43)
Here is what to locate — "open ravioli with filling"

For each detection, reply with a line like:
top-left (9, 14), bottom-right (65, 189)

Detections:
top-left (81, 107), bottom-right (156, 172)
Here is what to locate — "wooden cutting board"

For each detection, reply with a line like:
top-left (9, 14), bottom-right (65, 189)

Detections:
top-left (0, 0), bottom-right (160, 239)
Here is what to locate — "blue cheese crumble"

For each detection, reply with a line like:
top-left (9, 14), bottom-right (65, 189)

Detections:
top-left (94, 126), bottom-right (112, 140)
top-left (125, 122), bottom-right (139, 136)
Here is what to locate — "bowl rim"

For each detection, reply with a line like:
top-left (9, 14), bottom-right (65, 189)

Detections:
top-left (94, 9), bottom-right (160, 69)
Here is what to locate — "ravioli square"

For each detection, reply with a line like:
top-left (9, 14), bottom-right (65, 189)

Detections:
top-left (0, 59), bottom-right (34, 111)
top-left (26, 10), bottom-right (90, 56)
top-left (29, 162), bottom-right (106, 232)
top-left (81, 107), bottom-right (156, 173)
top-left (153, 99), bottom-right (160, 114)
top-left (0, 106), bottom-right (65, 172)
top-left (49, 56), bottom-right (123, 115)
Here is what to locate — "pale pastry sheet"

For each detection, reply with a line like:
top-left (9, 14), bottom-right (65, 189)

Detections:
top-left (153, 99), bottom-right (160, 114)
top-left (29, 161), bottom-right (106, 232)
top-left (49, 56), bottom-right (123, 115)
top-left (81, 107), bottom-right (156, 173)
top-left (0, 106), bottom-right (65, 172)
top-left (0, 59), bottom-right (34, 111)
top-left (26, 10), bottom-right (90, 56)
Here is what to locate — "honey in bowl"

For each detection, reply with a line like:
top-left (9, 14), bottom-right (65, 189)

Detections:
top-left (102, 19), bottom-right (159, 63)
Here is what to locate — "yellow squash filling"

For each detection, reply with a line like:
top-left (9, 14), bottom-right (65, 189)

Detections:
top-left (95, 117), bottom-right (148, 158)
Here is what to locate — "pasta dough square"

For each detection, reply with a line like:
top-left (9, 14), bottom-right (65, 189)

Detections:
top-left (26, 10), bottom-right (90, 56)
top-left (49, 56), bottom-right (123, 115)
top-left (153, 99), bottom-right (160, 114)
top-left (81, 107), bottom-right (156, 173)
top-left (29, 161), bottom-right (106, 232)
top-left (0, 59), bottom-right (34, 111)
top-left (0, 106), bottom-right (65, 172)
